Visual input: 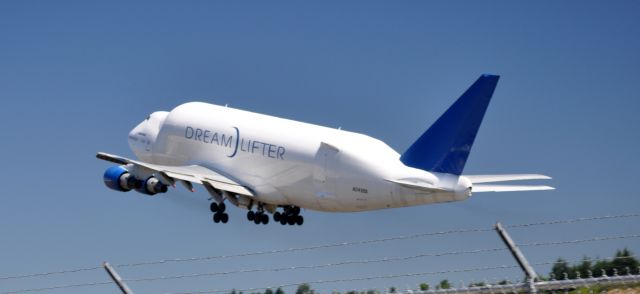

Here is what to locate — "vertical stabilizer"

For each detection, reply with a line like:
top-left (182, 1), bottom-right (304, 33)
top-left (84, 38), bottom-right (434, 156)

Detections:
top-left (400, 74), bottom-right (500, 175)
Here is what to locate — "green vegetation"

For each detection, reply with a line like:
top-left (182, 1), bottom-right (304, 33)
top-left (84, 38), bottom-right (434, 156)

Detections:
top-left (296, 284), bottom-right (314, 294)
top-left (419, 283), bottom-right (429, 291)
top-left (436, 279), bottom-right (450, 290)
top-left (550, 248), bottom-right (638, 280)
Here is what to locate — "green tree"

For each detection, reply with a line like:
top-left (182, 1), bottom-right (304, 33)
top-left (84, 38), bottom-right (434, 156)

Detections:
top-left (265, 289), bottom-right (274, 294)
top-left (612, 248), bottom-right (639, 275)
top-left (419, 283), bottom-right (429, 291)
top-left (592, 259), bottom-right (612, 277)
top-left (437, 280), bottom-right (451, 290)
top-left (389, 287), bottom-right (396, 293)
top-left (296, 284), bottom-right (313, 294)
top-left (275, 288), bottom-right (285, 294)
top-left (575, 257), bottom-right (593, 278)
top-left (551, 258), bottom-right (571, 280)
top-left (549, 248), bottom-right (639, 279)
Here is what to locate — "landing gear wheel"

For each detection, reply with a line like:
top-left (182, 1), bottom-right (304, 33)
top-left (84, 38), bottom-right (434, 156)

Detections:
top-left (273, 212), bottom-right (281, 222)
top-left (213, 213), bottom-right (221, 223)
top-left (287, 217), bottom-right (296, 226)
top-left (292, 206), bottom-right (301, 215)
top-left (221, 213), bottom-right (229, 223)
top-left (210, 202), bottom-right (219, 213)
top-left (296, 215), bottom-right (304, 226)
top-left (280, 216), bottom-right (287, 225)
top-left (261, 214), bottom-right (269, 224)
top-left (247, 211), bottom-right (255, 221)
top-left (218, 202), bottom-right (226, 212)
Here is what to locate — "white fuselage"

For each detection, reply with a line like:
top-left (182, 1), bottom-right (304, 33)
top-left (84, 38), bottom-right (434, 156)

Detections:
top-left (128, 102), bottom-right (471, 212)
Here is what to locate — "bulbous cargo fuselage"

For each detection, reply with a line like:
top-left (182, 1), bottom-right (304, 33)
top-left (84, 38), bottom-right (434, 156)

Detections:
top-left (126, 102), bottom-right (471, 212)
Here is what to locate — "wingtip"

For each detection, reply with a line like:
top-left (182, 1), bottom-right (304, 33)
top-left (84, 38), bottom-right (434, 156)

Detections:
top-left (534, 174), bottom-right (552, 180)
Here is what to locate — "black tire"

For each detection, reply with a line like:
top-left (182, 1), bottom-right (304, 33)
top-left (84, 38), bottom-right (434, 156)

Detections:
top-left (261, 214), bottom-right (269, 224)
top-left (218, 202), bottom-right (226, 212)
top-left (221, 213), bottom-right (229, 223)
top-left (280, 216), bottom-right (287, 225)
top-left (213, 213), bottom-right (221, 223)
top-left (254, 215), bottom-right (261, 224)
top-left (296, 215), bottom-right (304, 226)
top-left (273, 212), bottom-right (281, 222)
top-left (210, 202), bottom-right (219, 213)
top-left (287, 217), bottom-right (296, 225)
top-left (292, 206), bottom-right (301, 215)
top-left (247, 211), bottom-right (255, 221)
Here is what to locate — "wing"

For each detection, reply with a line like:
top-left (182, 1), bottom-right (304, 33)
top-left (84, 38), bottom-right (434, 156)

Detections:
top-left (472, 184), bottom-right (555, 192)
top-left (96, 152), bottom-right (254, 197)
top-left (465, 174), bottom-right (551, 184)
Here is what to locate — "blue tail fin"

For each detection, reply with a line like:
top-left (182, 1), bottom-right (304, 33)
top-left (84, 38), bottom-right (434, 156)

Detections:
top-left (400, 74), bottom-right (500, 175)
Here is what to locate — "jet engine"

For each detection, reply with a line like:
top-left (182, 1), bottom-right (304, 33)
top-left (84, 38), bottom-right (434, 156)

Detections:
top-left (135, 177), bottom-right (169, 196)
top-left (103, 166), bottom-right (140, 192)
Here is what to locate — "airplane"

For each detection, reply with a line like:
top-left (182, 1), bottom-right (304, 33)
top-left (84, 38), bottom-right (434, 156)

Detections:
top-left (97, 74), bottom-right (553, 226)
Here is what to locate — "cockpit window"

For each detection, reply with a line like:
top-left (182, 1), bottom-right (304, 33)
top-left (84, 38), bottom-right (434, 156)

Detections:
top-left (145, 115), bottom-right (150, 120)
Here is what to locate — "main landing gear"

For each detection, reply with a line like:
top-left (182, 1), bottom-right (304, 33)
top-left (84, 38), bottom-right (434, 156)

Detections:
top-left (210, 202), bottom-right (229, 224)
top-left (210, 201), bottom-right (304, 226)
top-left (246, 208), bottom-right (269, 225)
top-left (274, 206), bottom-right (304, 226)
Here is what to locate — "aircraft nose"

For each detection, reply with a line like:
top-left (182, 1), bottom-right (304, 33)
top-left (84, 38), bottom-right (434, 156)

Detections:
top-left (128, 122), bottom-right (146, 151)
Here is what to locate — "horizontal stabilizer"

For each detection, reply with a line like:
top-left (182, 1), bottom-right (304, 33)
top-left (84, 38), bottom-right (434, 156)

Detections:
top-left (385, 179), bottom-right (446, 192)
top-left (466, 174), bottom-right (551, 184)
top-left (473, 184), bottom-right (555, 192)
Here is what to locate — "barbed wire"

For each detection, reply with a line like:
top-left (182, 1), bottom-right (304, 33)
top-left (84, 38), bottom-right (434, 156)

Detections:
top-left (0, 213), bottom-right (637, 286)
top-left (123, 233), bottom-right (639, 283)
top-left (0, 281), bottom-right (112, 294)
top-left (168, 255), bottom-right (640, 294)
top-left (3, 253), bottom-right (637, 294)
top-left (116, 213), bottom-right (640, 269)
top-left (168, 264), bottom-right (521, 294)
top-left (519, 234), bottom-right (640, 247)
top-left (0, 266), bottom-right (102, 281)
top-left (503, 213), bottom-right (640, 229)
top-left (115, 227), bottom-right (493, 268)
top-left (125, 248), bottom-right (508, 283)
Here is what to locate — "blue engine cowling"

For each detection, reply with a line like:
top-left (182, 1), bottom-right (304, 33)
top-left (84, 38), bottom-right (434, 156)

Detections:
top-left (103, 166), bottom-right (140, 192)
top-left (135, 177), bottom-right (169, 196)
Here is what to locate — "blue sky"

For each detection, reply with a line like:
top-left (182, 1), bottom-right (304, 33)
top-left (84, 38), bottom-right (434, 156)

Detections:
top-left (1, 1), bottom-right (639, 293)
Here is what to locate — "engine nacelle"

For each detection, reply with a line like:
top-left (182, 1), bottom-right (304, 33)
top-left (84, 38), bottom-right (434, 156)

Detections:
top-left (103, 166), bottom-right (141, 192)
top-left (135, 177), bottom-right (168, 196)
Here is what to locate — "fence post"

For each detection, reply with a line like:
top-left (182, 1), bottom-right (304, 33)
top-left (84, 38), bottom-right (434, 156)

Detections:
top-left (495, 222), bottom-right (537, 294)
top-left (103, 262), bottom-right (134, 294)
